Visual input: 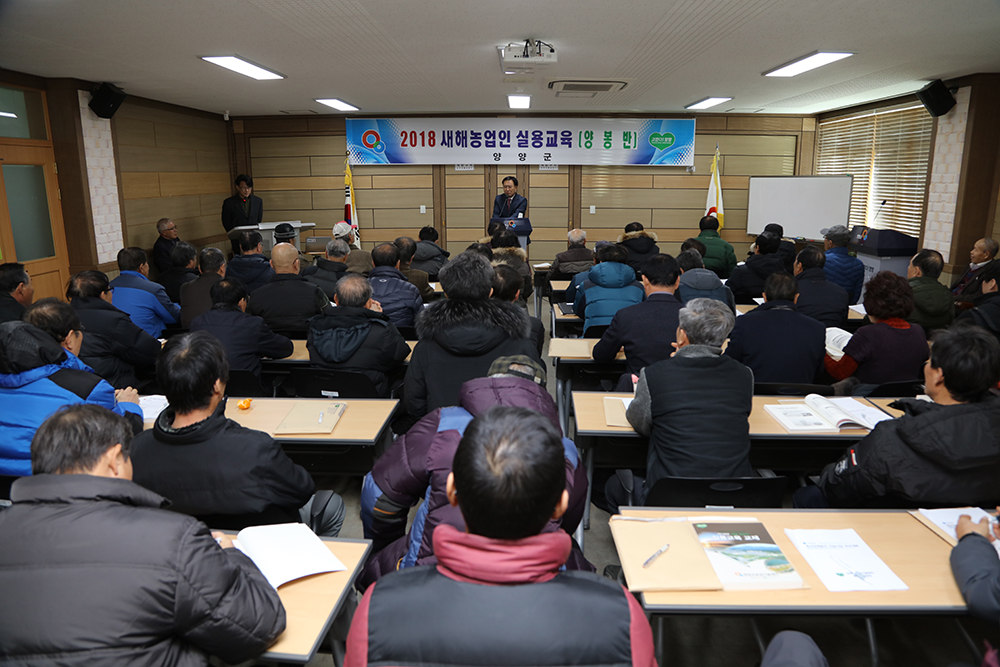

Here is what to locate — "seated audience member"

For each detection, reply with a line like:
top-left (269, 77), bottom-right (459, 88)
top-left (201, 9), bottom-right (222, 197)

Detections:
top-left (593, 254), bottom-right (682, 378)
top-left (273, 222), bottom-right (314, 271)
top-left (358, 359), bottom-right (590, 589)
top-left (549, 228), bottom-right (593, 281)
top-left (490, 229), bottom-right (532, 304)
top-left (225, 230), bottom-right (274, 294)
top-left (404, 252), bottom-right (542, 418)
top-left (565, 240), bottom-right (611, 304)
top-left (822, 224), bottom-right (864, 304)
top-left (907, 248), bottom-right (955, 333)
top-left (303, 238), bottom-right (351, 300)
top-left (410, 225), bottom-right (450, 277)
top-left (825, 271), bottom-right (928, 389)
top-left (394, 235), bottom-right (435, 302)
top-left (953, 509), bottom-right (1000, 624)
top-left (800, 326), bottom-right (1000, 509)
top-left (726, 230), bottom-right (787, 304)
top-left (180, 247), bottom-right (227, 328)
top-left (793, 246), bottom-right (849, 328)
top-left (763, 223), bottom-right (796, 274)
top-left (131, 331), bottom-right (344, 535)
top-left (0, 301), bottom-right (142, 476)
top-left (0, 405), bottom-right (285, 664)
top-left (0, 262), bottom-right (34, 323)
top-left (956, 261), bottom-right (1000, 343)
top-left (574, 243), bottom-right (644, 334)
top-left (369, 242), bottom-right (423, 328)
top-left (190, 278), bottom-right (293, 379)
top-left (680, 236), bottom-right (707, 256)
top-left (157, 241), bottom-right (199, 303)
top-left (676, 248), bottom-right (736, 312)
top-left (68, 270), bottom-right (159, 390)
top-left (334, 222), bottom-right (374, 277)
top-left (464, 242), bottom-right (494, 260)
top-left (724, 273), bottom-right (825, 384)
top-left (696, 215), bottom-right (737, 278)
top-left (346, 405), bottom-right (652, 667)
top-left (617, 221), bottom-right (660, 275)
top-left (308, 274), bottom-right (409, 397)
top-left (247, 242), bottom-right (329, 335)
top-left (492, 265), bottom-right (544, 355)
top-left (952, 237), bottom-right (998, 307)
top-left (605, 298), bottom-right (752, 511)
top-left (110, 247), bottom-right (180, 337)
top-left (151, 217), bottom-right (179, 273)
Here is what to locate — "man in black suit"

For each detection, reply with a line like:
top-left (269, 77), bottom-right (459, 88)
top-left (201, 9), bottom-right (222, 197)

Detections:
top-left (221, 174), bottom-right (263, 254)
top-left (151, 218), bottom-right (179, 273)
top-left (492, 175), bottom-right (527, 219)
top-left (592, 254), bottom-right (682, 379)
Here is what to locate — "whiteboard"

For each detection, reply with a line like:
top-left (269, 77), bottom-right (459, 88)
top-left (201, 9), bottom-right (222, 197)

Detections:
top-left (746, 176), bottom-right (853, 240)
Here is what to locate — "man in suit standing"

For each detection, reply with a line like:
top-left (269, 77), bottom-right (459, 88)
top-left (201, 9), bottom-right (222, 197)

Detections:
top-left (492, 176), bottom-right (527, 219)
top-left (221, 174), bottom-right (263, 255)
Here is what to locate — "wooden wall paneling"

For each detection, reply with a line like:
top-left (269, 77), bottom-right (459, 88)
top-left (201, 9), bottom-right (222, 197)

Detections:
top-left (254, 176), bottom-right (340, 191)
top-left (372, 209), bottom-right (435, 228)
top-left (252, 156), bottom-right (312, 177)
top-left (724, 155), bottom-right (796, 176)
top-left (695, 134), bottom-right (798, 156)
top-left (250, 135), bottom-right (345, 157)
top-left (569, 165), bottom-right (582, 227)
top-left (726, 116), bottom-right (803, 132)
top-left (120, 172), bottom-right (160, 200)
top-left (432, 164), bottom-right (446, 231)
top-left (264, 190), bottom-right (314, 209)
top-left (158, 172), bottom-right (230, 197)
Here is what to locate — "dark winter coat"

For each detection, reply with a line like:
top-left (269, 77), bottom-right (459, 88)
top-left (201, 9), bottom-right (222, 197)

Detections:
top-left (226, 253), bottom-right (275, 294)
top-left (410, 240), bottom-right (449, 277)
top-left (677, 268), bottom-right (736, 312)
top-left (71, 296), bottom-right (160, 389)
top-left (246, 273), bottom-right (329, 335)
top-left (574, 262), bottom-right (644, 333)
top-left (794, 267), bottom-right (849, 328)
top-left (157, 267), bottom-right (198, 303)
top-left (617, 230), bottom-right (660, 275)
top-left (369, 265), bottom-right (423, 328)
top-left (549, 244), bottom-right (594, 280)
top-left (724, 300), bottom-right (825, 384)
top-left (303, 257), bottom-right (350, 299)
top-left (726, 254), bottom-right (788, 303)
top-left (492, 246), bottom-right (533, 303)
top-left (908, 275), bottom-right (955, 332)
top-left (190, 304), bottom-right (293, 378)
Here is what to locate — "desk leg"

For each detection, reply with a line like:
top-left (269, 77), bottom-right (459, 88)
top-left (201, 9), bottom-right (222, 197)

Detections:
top-left (583, 441), bottom-right (593, 531)
top-left (533, 289), bottom-right (541, 320)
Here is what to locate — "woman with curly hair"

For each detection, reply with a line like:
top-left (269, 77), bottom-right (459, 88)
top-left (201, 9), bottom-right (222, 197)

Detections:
top-left (825, 270), bottom-right (929, 387)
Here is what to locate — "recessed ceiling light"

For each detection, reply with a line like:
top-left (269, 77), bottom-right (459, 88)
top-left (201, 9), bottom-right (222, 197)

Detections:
top-left (685, 97), bottom-right (732, 110)
top-left (316, 98), bottom-right (360, 112)
top-left (764, 52), bottom-right (853, 77)
top-left (0, 111), bottom-right (17, 118)
top-left (508, 95), bottom-right (531, 109)
top-left (201, 56), bottom-right (284, 80)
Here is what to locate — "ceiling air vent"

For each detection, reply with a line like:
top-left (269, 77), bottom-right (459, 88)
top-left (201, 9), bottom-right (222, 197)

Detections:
top-left (548, 80), bottom-right (629, 98)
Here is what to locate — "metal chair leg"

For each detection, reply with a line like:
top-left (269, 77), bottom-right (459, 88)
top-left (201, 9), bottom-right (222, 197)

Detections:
top-left (865, 617), bottom-right (879, 667)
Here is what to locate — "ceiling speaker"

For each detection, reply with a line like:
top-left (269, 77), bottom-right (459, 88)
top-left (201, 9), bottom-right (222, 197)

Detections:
top-left (916, 80), bottom-right (956, 117)
top-left (88, 82), bottom-right (127, 119)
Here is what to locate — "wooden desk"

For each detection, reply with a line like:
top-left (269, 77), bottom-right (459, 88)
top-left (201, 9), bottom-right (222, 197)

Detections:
top-left (549, 339), bottom-right (625, 434)
top-left (550, 280), bottom-right (570, 291)
top-left (269, 339), bottom-right (415, 365)
top-left (262, 538), bottom-right (370, 663)
top-left (551, 301), bottom-right (583, 338)
top-left (736, 303), bottom-right (864, 321)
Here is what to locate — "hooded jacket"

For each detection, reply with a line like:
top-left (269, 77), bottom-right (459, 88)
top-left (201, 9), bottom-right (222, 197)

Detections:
top-left (726, 253), bottom-right (788, 303)
top-left (358, 376), bottom-right (590, 589)
top-left (226, 253), bottom-right (275, 294)
top-left (492, 246), bottom-right (533, 302)
top-left (677, 267), bottom-right (736, 312)
top-left (617, 230), bottom-right (660, 275)
top-left (818, 395), bottom-right (1000, 508)
top-left (0, 321), bottom-right (143, 476)
top-left (410, 240), bottom-right (449, 277)
top-left (697, 228), bottom-right (738, 278)
top-left (369, 265), bottom-right (424, 328)
top-left (303, 257), bottom-right (350, 299)
top-left (908, 275), bottom-right (955, 332)
top-left (110, 270), bottom-right (180, 337)
top-left (794, 267), bottom-right (849, 328)
top-left (574, 262), bottom-right (644, 333)
top-left (0, 474), bottom-right (285, 667)
top-left (308, 305), bottom-right (410, 397)
top-left (404, 299), bottom-right (543, 417)
top-left (70, 296), bottom-right (160, 389)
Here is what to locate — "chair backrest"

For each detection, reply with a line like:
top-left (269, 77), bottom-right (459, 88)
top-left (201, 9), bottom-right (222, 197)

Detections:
top-left (583, 324), bottom-right (609, 339)
top-left (0, 475), bottom-right (19, 501)
top-left (866, 380), bottom-right (923, 397)
top-left (290, 366), bottom-right (380, 398)
top-left (644, 476), bottom-right (788, 509)
top-left (226, 369), bottom-right (266, 397)
top-left (754, 382), bottom-right (834, 397)
top-left (396, 325), bottom-right (418, 340)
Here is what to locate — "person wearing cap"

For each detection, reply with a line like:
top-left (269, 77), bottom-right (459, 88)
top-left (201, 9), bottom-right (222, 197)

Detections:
top-left (333, 221), bottom-right (373, 277)
top-left (952, 237), bottom-right (999, 308)
top-left (272, 222), bottom-right (314, 271)
top-left (357, 355), bottom-right (590, 591)
top-left (821, 224), bottom-right (864, 304)
top-left (246, 243), bottom-right (330, 336)
top-left (221, 174), bottom-right (263, 254)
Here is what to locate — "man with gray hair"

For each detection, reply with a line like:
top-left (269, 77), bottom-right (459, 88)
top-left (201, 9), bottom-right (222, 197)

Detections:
top-left (152, 217), bottom-right (179, 273)
top-left (603, 298), bottom-right (753, 512)
top-left (549, 228), bottom-right (593, 281)
top-left (303, 238), bottom-right (351, 299)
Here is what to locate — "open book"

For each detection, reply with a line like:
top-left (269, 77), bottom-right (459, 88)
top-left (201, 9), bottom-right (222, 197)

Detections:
top-left (233, 522), bottom-right (346, 589)
top-left (825, 327), bottom-right (853, 360)
top-left (764, 394), bottom-right (893, 433)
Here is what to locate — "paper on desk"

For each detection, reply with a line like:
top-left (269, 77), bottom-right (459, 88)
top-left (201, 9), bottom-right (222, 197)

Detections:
top-left (915, 508), bottom-right (1000, 556)
top-left (234, 522), bottom-right (345, 589)
top-left (785, 529), bottom-right (908, 592)
top-left (603, 397), bottom-right (633, 427)
top-left (139, 395), bottom-right (169, 421)
top-left (850, 304), bottom-right (867, 316)
top-left (753, 297), bottom-right (765, 305)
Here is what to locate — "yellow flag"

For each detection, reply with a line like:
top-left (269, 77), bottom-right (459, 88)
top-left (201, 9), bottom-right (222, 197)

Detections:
top-left (705, 145), bottom-right (725, 229)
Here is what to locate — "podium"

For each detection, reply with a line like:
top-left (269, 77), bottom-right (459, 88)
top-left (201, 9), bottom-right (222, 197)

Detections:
top-left (849, 225), bottom-right (918, 283)
top-left (489, 217), bottom-right (532, 250)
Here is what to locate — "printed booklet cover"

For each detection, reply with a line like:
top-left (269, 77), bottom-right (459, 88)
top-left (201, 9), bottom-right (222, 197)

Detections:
top-left (692, 521), bottom-right (805, 590)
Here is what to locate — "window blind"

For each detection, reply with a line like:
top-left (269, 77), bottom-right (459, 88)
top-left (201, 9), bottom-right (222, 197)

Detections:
top-left (815, 103), bottom-right (933, 238)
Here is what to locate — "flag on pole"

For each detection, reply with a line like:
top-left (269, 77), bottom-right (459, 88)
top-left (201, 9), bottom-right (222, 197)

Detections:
top-left (344, 158), bottom-right (360, 248)
top-left (705, 144), bottom-right (725, 229)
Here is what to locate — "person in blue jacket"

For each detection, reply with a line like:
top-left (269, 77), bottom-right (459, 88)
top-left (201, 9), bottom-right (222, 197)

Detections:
top-left (110, 247), bottom-right (180, 337)
top-left (573, 243), bottom-right (644, 334)
top-left (0, 299), bottom-right (143, 476)
top-left (822, 224), bottom-right (865, 304)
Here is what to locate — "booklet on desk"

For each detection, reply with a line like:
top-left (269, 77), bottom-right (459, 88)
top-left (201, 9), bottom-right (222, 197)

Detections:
top-left (693, 521), bottom-right (805, 590)
top-left (764, 394), bottom-right (892, 433)
top-left (825, 327), bottom-right (852, 360)
top-left (233, 522), bottom-right (346, 590)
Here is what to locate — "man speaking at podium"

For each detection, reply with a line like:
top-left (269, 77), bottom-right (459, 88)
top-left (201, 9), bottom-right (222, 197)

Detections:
top-left (493, 175), bottom-right (527, 219)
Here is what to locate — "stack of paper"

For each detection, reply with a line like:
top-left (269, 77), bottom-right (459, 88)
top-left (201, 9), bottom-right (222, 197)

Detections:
top-left (234, 522), bottom-right (346, 589)
top-left (913, 507), bottom-right (1000, 556)
top-left (785, 528), bottom-right (908, 592)
top-left (138, 395), bottom-right (169, 421)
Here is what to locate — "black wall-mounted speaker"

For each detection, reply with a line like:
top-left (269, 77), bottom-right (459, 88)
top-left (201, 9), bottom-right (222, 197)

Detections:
top-left (88, 82), bottom-right (127, 119)
top-left (916, 79), bottom-right (956, 117)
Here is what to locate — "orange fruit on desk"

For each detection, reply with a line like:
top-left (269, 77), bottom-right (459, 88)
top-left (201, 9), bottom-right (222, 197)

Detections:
top-left (237, 398), bottom-right (253, 410)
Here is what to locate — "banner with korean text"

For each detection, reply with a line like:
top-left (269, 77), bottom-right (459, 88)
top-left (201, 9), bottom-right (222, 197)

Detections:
top-left (346, 118), bottom-right (695, 166)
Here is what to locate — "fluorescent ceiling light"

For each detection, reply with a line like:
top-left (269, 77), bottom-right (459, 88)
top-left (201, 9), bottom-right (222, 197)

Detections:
top-left (0, 111), bottom-right (17, 118)
top-left (685, 97), bottom-right (732, 110)
top-left (764, 52), bottom-right (853, 77)
top-left (316, 98), bottom-right (359, 112)
top-left (508, 95), bottom-right (531, 109)
top-left (201, 56), bottom-right (283, 80)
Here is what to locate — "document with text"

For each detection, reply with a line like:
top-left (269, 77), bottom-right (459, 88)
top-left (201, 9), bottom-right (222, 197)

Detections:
top-left (785, 528), bottom-right (908, 592)
top-left (234, 522), bottom-right (346, 589)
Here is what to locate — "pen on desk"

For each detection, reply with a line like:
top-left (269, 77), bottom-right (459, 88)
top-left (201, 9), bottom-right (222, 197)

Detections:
top-left (318, 411), bottom-right (324, 423)
top-left (642, 543), bottom-right (670, 568)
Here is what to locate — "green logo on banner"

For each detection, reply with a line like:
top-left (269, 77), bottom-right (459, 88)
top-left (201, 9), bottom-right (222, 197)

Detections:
top-left (648, 133), bottom-right (675, 151)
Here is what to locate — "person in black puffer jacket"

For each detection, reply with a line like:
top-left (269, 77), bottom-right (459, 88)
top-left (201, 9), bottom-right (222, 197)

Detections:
top-left (727, 230), bottom-right (789, 304)
top-left (225, 230), bottom-right (275, 294)
top-left (617, 221), bottom-right (660, 276)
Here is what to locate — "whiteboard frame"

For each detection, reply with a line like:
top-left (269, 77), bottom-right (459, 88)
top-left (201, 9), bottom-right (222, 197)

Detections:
top-left (746, 175), bottom-right (853, 241)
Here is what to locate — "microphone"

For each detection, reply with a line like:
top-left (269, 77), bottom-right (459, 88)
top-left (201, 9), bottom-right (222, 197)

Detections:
top-left (872, 199), bottom-right (888, 222)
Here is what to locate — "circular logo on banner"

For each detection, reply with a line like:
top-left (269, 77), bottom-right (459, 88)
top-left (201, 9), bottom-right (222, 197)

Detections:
top-left (361, 130), bottom-right (385, 153)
